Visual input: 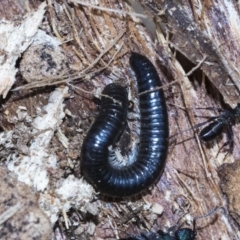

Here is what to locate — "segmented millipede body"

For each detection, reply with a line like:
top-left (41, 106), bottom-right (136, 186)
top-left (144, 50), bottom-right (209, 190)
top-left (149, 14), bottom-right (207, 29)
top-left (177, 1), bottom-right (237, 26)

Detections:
top-left (80, 52), bottom-right (169, 197)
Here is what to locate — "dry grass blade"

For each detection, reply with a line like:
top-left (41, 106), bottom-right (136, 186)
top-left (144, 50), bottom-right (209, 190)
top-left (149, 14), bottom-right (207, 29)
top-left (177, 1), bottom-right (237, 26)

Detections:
top-left (12, 30), bottom-right (126, 91)
top-left (70, 0), bottom-right (148, 19)
top-left (0, 203), bottom-right (23, 225)
top-left (138, 55), bottom-right (207, 96)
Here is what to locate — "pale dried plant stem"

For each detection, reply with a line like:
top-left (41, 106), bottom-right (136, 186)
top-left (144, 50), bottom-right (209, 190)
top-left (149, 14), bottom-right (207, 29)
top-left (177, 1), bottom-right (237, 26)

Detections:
top-left (173, 169), bottom-right (200, 207)
top-left (70, 0), bottom-right (148, 19)
top-left (47, 0), bottom-right (64, 41)
top-left (68, 42), bottom-right (124, 105)
top-left (0, 203), bottom-right (23, 225)
top-left (62, 209), bottom-right (70, 229)
top-left (195, 135), bottom-right (222, 203)
top-left (63, 1), bottom-right (88, 61)
top-left (138, 55), bottom-right (207, 96)
top-left (13, 31), bottom-right (126, 91)
top-left (80, 29), bottom-right (126, 74)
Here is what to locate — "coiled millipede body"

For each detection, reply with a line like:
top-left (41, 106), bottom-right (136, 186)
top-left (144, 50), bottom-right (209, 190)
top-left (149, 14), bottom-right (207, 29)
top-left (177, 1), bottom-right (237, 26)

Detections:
top-left (80, 52), bottom-right (169, 197)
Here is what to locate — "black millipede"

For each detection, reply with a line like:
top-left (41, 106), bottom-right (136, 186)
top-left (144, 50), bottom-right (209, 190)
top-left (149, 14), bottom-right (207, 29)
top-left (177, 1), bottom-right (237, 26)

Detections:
top-left (80, 52), bottom-right (169, 197)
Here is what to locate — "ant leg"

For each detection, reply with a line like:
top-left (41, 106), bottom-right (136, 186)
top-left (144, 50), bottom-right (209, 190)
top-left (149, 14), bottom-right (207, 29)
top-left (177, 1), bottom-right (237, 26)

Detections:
top-left (192, 218), bottom-right (197, 237)
top-left (54, 221), bottom-right (65, 239)
top-left (193, 107), bottom-right (223, 120)
top-left (192, 117), bottom-right (218, 130)
top-left (165, 212), bottom-right (187, 236)
top-left (125, 205), bottom-right (149, 231)
top-left (195, 107), bottom-right (223, 112)
top-left (169, 117), bottom-right (218, 139)
top-left (225, 125), bottom-right (234, 152)
top-left (191, 206), bottom-right (224, 239)
top-left (217, 125), bottom-right (234, 155)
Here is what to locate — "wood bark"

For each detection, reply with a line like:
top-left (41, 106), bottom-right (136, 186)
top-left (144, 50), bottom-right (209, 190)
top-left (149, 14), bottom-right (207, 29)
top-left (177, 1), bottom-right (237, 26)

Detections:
top-left (0, 0), bottom-right (240, 239)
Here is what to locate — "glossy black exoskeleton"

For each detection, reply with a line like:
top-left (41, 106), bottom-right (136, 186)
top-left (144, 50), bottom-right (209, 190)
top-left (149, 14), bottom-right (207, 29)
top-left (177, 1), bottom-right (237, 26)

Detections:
top-left (119, 206), bottom-right (223, 240)
top-left (119, 225), bottom-right (196, 240)
top-left (198, 104), bottom-right (240, 150)
top-left (80, 53), bottom-right (169, 197)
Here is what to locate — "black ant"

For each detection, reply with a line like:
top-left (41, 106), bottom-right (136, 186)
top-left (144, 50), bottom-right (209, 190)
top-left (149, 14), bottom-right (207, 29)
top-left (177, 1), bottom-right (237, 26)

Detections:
top-left (119, 207), bottom-right (222, 240)
top-left (171, 104), bottom-right (240, 151)
top-left (195, 104), bottom-right (240, 150)
top-left (119, 224), bottom-right (195, 240)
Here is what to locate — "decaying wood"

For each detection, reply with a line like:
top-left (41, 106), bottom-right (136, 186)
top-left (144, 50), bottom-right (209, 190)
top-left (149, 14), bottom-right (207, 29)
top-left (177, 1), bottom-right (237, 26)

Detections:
top-left (0, 0), bottom-right (46, 98)
top-left (145, 0), bottom-right (240, 107)
top-left (219, 160), bottom-right (240, 229)
top-left (0, 166), bottom-right (52, 239)
top-left (0, 0), bottom-right (240, 239)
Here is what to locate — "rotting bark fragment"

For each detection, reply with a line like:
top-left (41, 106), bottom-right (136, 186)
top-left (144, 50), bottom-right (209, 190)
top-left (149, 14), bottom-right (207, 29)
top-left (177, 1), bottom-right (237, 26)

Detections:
top-left (144, 0), bottom-right (240, 107)
top-left (218, 160), bottom-right (240, 228)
